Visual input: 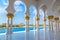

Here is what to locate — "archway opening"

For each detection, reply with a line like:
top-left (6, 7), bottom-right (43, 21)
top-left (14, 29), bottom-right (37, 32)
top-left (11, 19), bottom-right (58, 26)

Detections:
top-left (14, 0), bottom-right (26, 13)
top-left (13, 0), bottom-right (26, 28)
top-left (29, 5), bottom-right (37, 28)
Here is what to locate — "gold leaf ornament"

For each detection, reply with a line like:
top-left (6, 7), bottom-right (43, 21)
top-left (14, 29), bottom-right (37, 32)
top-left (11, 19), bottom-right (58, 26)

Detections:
top-left (25, 16), bottom-right (30, 20)
top-left (6, 13), bottom-right (14, 18)
top-left (48, 16), bottom-right (54, 20)
top-left (35, 17), bottom-right (40, 21)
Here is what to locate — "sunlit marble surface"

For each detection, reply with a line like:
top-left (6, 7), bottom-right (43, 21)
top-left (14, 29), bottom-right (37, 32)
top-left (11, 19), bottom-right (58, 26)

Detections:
top-left (0, 29), bottom-right (60, 40)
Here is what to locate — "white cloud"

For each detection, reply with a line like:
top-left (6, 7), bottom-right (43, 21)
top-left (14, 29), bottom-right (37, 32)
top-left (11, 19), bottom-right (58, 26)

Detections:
top-left (0, 9), bottom-right (6, 13)
top-left (14, 1), bottom-right (23, 5)
top-left (14, 1), bottom-right (26, 13)
top-left (15, 6), bottom-right (23, 12)
top-left (3, 1), bottom-right (8, 5)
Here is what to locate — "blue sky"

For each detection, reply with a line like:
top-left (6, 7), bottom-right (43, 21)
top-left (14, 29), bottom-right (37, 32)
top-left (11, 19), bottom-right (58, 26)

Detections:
top-left (0, 0), bottom-right (48, 24)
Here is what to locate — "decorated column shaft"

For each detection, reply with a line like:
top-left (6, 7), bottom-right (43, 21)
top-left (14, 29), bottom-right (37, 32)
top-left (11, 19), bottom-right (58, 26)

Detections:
top-left (48, 16), bottom-right (54, 40)
top-left (25, 0), bottom-right (30, 40)
top-left (6, 13), bottom-right (14, 34)
top-left (54, 17), bottom-right (59, 32)
top-left (42, 5), bottom-right (47, 40)
top-left (6, 0), bottom-right (15, 35)
top-left (35, 16), bottom-right (40, 40)
top-left (6, 13), bottom-right (14, 40)
top-left (44, 16), bottom-right (46, 40)
top-left (35, 0), bottom-right (40, 40)
top-left (6, 0), bottom-right (15, 40)
top-left (25, 15), bottom-right (30, 40)
top-left (54, 17), bottom-right (59, 40)
top-left (59, 17), bottom-right (60, 30)
top-left (48, 16), bottom-right (54, 31)
top-left (58, 21), bottom-right (59, 31)
top-left (6, 18), bottom-right (9, 35)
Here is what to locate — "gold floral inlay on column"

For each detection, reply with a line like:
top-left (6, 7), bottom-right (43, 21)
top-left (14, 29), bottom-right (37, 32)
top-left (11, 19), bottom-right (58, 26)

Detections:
top-left (48, 16), bottom-right (54, 20)
top-left (6, 13), bottom-right (14, 18)
top-left (35, 17), bottom-right (40, 21)
top-left (25, 16), bottom-right (30, 20)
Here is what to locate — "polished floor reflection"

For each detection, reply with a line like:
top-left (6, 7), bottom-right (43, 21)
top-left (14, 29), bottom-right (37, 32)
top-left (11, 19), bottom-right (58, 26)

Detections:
top-left (0, 29), bottom-right (60, 40)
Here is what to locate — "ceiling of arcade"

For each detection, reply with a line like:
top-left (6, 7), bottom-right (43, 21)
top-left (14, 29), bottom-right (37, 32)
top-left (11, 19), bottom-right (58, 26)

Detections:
top-left (1, 0), bottom-right (60, 17)
top-left (36, 0), bottom-right (60, 17)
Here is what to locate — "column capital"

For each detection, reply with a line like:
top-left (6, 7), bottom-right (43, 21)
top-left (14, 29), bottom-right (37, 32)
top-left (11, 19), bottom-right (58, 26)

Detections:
top-left (54, 17), bottom-right (59, 21)
top-left (44, 19), bottom-right (46, 22)
top-left (6, 0), bottom-right (16, 13)
top-left (25, 16), bottom-right (30, 20)
top-left (48, 15), bottom-right (54, 20)
top-left (35, 17), bottom-right (40, 21)
top-left (6, 13), bottom-right (14, 18)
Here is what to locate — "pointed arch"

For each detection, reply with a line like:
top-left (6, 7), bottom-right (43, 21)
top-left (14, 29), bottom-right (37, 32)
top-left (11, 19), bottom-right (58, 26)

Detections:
top-left (29, 5), bottom-right (37, 27)
top-left (14, 0), bottom-right (26, 13)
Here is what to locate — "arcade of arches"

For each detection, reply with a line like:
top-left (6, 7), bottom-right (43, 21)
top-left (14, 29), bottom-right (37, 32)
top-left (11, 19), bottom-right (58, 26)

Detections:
top-left (0, 0), bottom-right (60, 40)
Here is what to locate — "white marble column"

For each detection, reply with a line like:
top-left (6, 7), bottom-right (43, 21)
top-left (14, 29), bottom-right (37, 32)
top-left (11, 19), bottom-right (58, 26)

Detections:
top-left (44, 14), bottom-right (46, 40)
top-left (48, 20), bottom-right (51, 40)
top-left (35, 2), bottom-right (40, 40)
top-left (6, 18), bottom-right (9, 35)
top-left (9, 18), bottom-right (13, 40)
top-left (48, 16), bottom-right (54, 40)
top-left (6, 18), bottom-right (9, 40)
top-left (25, 19), bottom-right (29, 40)
top-left (54, 17), bottom-right (59, 40)
top-left (48, 16), bottom-right (54, 32)
top-left (44, 19), bottom-right (46, 40)
top-left (54, 18), bottom-right (59, 32)
top-left (49, 19), bottom-right (53, 32)
top-left (57, 21), bottom-right (59, 32)
top-left (25, 1), bottom-right (30, 40)
top-left (43, 13), bottom-right (46, 40)
top-left (51, 21), bottom-right (53, 31)
top-left (35, 18), bottom-right (40, 40)
top-left (48, 20), bottom-right (50, 31)
top-left (6, 0), bottom-right (15, 40)
top-left (41, 5), bottom-right (47, 40)
top-left (10, 18), bottom-right (13, 34)
top-left (51, 20), bottom-right (54, 40)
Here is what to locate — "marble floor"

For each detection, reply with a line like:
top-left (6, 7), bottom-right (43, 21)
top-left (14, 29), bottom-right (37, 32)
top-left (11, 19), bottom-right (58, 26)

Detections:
top-left (0, 29), bottom-right (60, 40)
